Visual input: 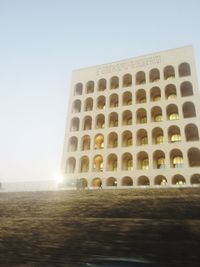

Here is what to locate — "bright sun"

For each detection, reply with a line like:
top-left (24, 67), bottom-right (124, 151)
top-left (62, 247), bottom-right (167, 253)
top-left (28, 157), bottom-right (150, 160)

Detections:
top-left (54, 174), bottom-right (64, 184)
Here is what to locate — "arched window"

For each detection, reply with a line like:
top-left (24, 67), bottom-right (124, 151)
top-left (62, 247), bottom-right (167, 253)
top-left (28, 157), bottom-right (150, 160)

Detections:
top-left (136, 89), bottom-right (146, 103)
top-left (93, 155), bottom-right (103, 172)
top-left (152, 127), bottom-right (164, 145)
top-left (172, 175), bottom-right (186, 185)
top-left (122, 176), bottom-right (133, 186)
top-left (83, 116), bottom-right (92, 130)
top-left (74, 83), bottom-right (83, 96)
top-left (137, 129), bottom-right (148, 146)
top-left (110, 76), bottom-right (119, 89)
top-left (71, 117), bottom-right (79, 131)
top-left (81, 135), bottom-right (90, 151)
top-left (109, 112), bottom-right (118, 127)
top-left (138, 176), bottom-right (150, 186)
top-left (122, 152), bottom-right (133, 171)
top-left (79, 178), bottom-right (88, 189)
top-left (106, 177), bottom-right (117, 186)
top-left (150, 87), bottom-right (161, 102)
top-left (109, 94), bottom-right (119, 108)
top-left (72, 99), bottom-right (81, 113)
top-left (123, 74), bottom-right (132, 87)
top-left (185, 124), bottom-right (199, 141)
top-left (188, 148), bottom-right (200, 167)
top-left (179, 62), bottom-right (191, 77)
top-left (154, 175), bottom-right (167, 186)
top-left (91, 177), bottom-right (102, 187)
top-left (84, 97), bottom-right (93, 111)
top-left (137, 151), bottom-right (149, 170)
top-left (164, 65), bottom-right (175, 80)
top-left (136, 71), bottom-right (146, 85)
top-left (122, 110), bottom-right (132, 125)
top-left (96, 95), bottom-right (106, 110)
top-left (80, 156), bottom-right (89, 172)
top-left (166, 104), bottom-right (179, 120)
top-left (165, 84), bottom-right (177, 100)
top-left (180, 81), bottom-right (193, 97)
top-left (182, 102), bottom-right (196, 118)
top-left (108, 132), bottom-right (118, 148)
top-left (122, 91), bottom-right (132, 106)
top-left (107, 154), bottom-right (118, 171)
top-left (95, 114), bottom-right (105, 129)
top-left (66, 157), bottom-right (76, 173)
top-left (170, 149), bottom-right (184, 168)
top-left (153, 150), bottom-right (166, 169)
top-left (94, 134), bottom-right (104, 149)
top-left (86, 81), bottom-right (94, 94)
top-left (68, 136), bottom-right (78, 152)
top-left (191, 174), bottom-right (200, 185)
top-left (136, 108), bottom-right (147, 124)
top-left (168, 125), bottom-right (181, 143)
top-left (151, 106), bottom-right (163, 122)
top-left (122, 130), bottom-right (132, 147)
top-left (149, 68), bottom-right (160, 82)
top-left (98, 78), bottom-right (106, 91)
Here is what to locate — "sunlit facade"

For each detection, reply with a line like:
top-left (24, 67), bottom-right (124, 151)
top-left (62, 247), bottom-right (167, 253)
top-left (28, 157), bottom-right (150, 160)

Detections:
top-left (62, 46), bottom-right (200, 188)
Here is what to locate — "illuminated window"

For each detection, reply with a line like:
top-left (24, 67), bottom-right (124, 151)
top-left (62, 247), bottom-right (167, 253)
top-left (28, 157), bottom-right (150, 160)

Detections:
top-left (176, 180), bottom-right (186, 185)
top-left (142, 159), bottom-right (149, 170)
top-left (100, 142), bottom-right (104, 148)
top-left (166, 75), bottom-right (175, 80)
top-left (167, 94), bottom-right (176, 100)
top-left (157, 157), bottom-right (166, 169)
top-left (127, 160), bottom-right (133, 171)
top-left (127, 118), bottom-right (132, 125)
top-left (173, 156), bottom-right (184, 168)
top-left (161, 179), bottom-right (167, 185)
top-left (140, 116), bottom-right (147, 124)
top-left (100, 162), bottom-right (103, 171)
top-left (153, 96), bottom-right (161, 102)
top-left (141, 136), bottom-right (148, 145)
top-left (152, 78), bottom-right (160, 82)
top-left (169, 113), bottom-right (179, 120)
top-left (154, 115), bottom-right (163, 122)
top-left (139, 98), bottom-right (146, 103)
top-left (155, 135), bottom-right (164, 144)
top-left (171, 134), bottom-right (181, 142)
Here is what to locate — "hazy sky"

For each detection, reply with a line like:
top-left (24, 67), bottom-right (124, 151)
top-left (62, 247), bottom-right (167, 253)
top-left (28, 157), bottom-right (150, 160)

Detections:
top-left (0, 0), bottom-right (200, 182)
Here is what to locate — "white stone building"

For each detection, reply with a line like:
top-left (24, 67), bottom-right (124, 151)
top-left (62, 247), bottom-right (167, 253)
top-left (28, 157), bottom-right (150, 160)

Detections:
top-left (61, 46), bottom-right (200, 188)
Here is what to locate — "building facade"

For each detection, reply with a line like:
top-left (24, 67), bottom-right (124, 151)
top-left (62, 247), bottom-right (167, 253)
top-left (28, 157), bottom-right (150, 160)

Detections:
top-left (61, 46), bottom-right (200, 188)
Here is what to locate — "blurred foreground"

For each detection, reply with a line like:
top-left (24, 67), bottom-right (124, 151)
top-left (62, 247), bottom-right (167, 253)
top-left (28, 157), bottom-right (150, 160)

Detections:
top-left (0, 188), bottom-right (200, 267)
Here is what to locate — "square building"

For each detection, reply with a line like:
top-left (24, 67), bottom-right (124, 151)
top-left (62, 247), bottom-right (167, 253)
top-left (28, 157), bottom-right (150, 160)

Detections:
top-left (61, 46), bottom-right (200, 188)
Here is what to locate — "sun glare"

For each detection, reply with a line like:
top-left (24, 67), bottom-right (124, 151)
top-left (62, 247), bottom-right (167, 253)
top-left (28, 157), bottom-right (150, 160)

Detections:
top-left (54, 174), bottom-right (64, 184)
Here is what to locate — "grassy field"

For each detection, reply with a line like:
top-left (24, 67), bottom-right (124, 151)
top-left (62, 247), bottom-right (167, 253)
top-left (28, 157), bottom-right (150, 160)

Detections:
top-left (0, 187), bottom-right (200, 267)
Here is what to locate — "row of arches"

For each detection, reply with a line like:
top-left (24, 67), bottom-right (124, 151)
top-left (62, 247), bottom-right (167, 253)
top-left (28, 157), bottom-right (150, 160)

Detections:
top-left (76, 173), bottom-right (200, 188)
top-left (70, 102), bottom-right (197, 131)
top-left (73, 82), bottom-right (194, 112)
top-left (74, 63), bottom-right (191, 95)
top-left (69, 124), bottom-right (199, 152)
top-left (66, 147), bottom-right (200, 173)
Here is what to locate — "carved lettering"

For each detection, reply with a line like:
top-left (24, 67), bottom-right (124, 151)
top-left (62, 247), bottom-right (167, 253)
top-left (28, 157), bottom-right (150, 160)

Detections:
top-left (96, 55), bottom-right (161, 76)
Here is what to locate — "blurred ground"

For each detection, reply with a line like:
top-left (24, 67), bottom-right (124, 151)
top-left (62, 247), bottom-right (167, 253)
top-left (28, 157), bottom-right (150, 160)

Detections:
top-left (0, 187), bottom-right (200, 267)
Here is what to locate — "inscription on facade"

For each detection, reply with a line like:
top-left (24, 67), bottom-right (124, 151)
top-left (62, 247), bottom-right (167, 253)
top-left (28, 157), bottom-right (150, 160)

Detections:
top-left (96, 55), bottom-right (161, 76)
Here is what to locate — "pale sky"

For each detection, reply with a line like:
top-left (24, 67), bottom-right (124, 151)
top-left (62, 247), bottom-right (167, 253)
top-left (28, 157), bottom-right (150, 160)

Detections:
top-left (0, 0), bottom-right (200, 182)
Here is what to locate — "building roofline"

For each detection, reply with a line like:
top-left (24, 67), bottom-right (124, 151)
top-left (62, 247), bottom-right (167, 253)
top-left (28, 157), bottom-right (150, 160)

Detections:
top-left (72, 45), bottom-right (193, 73)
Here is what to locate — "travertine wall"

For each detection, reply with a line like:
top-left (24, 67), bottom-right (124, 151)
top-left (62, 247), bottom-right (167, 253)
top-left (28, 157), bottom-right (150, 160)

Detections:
top-left (62, 46), bottom-right (200, 188)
